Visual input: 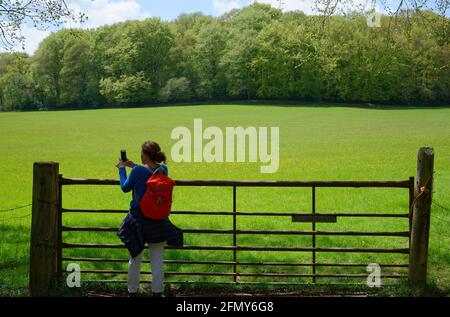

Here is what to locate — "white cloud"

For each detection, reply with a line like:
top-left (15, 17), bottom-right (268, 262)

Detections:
top-left (213, 0), bottom-right (251, 15)
top-left (22, 26), bottom-right (51, 54)
top-left (66, 0), bottom-right (152, 29)
top-left (212, 0), bottom-right (387, 16)
top-left (0, 25), bottom-right (50, 56)
top-left (213, 0), bottom-right (318, 15)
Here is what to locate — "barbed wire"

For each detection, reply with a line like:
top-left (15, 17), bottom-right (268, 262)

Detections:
top-left (433, 200), bottom-right (450, 212)
top-left (0, 213), bottom-right (32, 222)
top-left (0, 203), bottom-right (32, 213)
top-left (0, 206), bottom-right (32, 271)
top-left (432, 210), bottom-right (450, 264)
top-left (0, 254), bottom-right (28, 269)
top-left (0, 203), bottom-right (32, 223)
top-left (431, 199), bottom-right (450, 225)
top-left (431, 215), bottom-right (450, 224)
top-left (428, 197), bottom-right (450, 264)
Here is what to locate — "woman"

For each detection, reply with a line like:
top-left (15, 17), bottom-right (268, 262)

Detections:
top-left (116, 140), bottom-right (183, 297)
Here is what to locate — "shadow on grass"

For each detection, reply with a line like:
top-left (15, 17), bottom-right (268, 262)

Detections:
top-left (52, 278), bottom-right (448, 297)
top-left (8, 99), bottom-right (450, 114)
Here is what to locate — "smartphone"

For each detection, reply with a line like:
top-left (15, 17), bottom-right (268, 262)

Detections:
top-left (120, 149), bottom-right (127, 162)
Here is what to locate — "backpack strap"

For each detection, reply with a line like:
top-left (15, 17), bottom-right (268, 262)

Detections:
top-left (151, 164), bottom-right (166, 176)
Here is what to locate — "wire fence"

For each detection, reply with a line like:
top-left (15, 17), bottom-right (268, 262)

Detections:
top-left (0, 203), bottom-right (32, 271)
top-left (429, 199), bottom-right (450, 268)
top-left (0, 204), bottom-right (32, 222)
top-left (0, 204), bottom-right (32, 213)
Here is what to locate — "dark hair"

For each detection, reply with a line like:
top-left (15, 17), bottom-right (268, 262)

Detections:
top-left (142, 140), bottom-right (167, 163)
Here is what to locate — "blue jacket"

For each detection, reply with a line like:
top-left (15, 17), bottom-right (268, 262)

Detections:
top-left (117, 163), bottom-right (183, 258)
top-left (119, 164), bottom-right (168, 208)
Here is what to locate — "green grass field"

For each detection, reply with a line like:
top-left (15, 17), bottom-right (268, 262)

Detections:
top-left (0, 104), bottom-right (449, 296)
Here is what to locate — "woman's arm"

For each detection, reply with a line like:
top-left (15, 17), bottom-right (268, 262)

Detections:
top-left (119, 166), bottom-right (136, 193)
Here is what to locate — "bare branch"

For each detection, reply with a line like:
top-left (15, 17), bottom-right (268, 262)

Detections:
top-left (0, 0), bottom-right (87, 50)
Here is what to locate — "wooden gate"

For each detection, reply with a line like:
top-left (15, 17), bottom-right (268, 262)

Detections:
top-left (29, 147), bottom-right (434, 296)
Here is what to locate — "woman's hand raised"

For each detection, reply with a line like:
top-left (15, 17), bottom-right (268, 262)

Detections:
top-left (125, 160), bottom-right (136, 168)
top-left (116, 159), bottom-right (136, 169)
top-left (116, 159), bottom-right (127, 169)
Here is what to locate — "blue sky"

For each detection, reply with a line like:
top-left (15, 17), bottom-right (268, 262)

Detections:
top-left (2, 0), bottom-right (447, 55)
top-left (141, 0), bottom-right (216, 21)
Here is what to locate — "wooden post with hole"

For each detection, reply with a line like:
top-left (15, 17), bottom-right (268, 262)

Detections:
top-left (409, 148), bottom-right (434, 286)
top-left (29, 162), bottom-right (60, 296)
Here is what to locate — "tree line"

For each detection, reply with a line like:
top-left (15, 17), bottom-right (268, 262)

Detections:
top-left (0, 3), bottom-right (449, 111)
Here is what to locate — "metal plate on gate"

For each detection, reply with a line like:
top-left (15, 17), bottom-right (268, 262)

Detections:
top-left (292, 215), bottom-right (337, 223)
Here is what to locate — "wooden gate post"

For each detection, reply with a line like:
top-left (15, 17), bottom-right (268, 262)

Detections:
top-left (409, 148), bottom-right (434, 286)
top-left (29, 162), bottom-right (60, 296)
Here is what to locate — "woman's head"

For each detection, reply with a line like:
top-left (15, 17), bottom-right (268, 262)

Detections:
top-left (141, 141), bottom-right (166, 165)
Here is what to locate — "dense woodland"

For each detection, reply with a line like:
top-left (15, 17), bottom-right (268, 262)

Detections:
top-left (0, 3), bottom-right (449, 111)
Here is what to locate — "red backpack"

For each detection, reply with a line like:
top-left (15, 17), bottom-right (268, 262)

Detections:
top-left (139, 168), bottom-right (175, 220)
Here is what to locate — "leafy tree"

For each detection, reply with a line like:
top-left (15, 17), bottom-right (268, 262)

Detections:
top-left (0, 54), bottom-right (34, 110)
top-left (195, 79), bottom-right (214, 100)
top-left (225, 3), bottom-right (282, 32)
top-left (221, 29), bottom-right (258, 99)
top-left (99, 72), bottom-right (152, 104)
top-left (0, 52), bottom-right (25, 74)
top-left (1, 3), bottom-right (449, 110)
top-left (220, 4), bottom-right (283, 99)
top-left (31, 29), bottom-right (82, 107)
top-left (101, 18), bottom-right (174, 97)
top-left (168, 14), bottom-right (207, 94)
top-left (193, 21), bottom-right (227, 98)
top-left (59, 35), bottom-right (102, 107)
top-left (159, 77), bottom-right (192, 102)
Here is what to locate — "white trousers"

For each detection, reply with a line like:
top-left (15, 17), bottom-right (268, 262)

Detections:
top-left (128, 242), bottom-right (165, 293)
